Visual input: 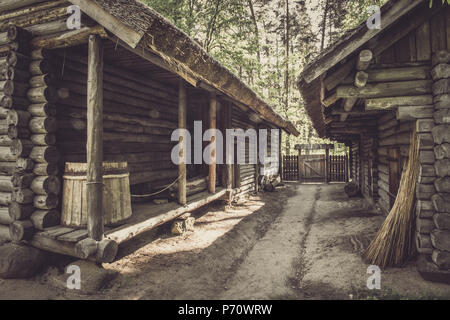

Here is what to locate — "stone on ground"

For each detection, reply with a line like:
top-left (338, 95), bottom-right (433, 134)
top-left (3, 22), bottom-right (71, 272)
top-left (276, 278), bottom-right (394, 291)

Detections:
top-left (184, 217), bottom-right (195, 231)
top-left (171, 220), bottom-right (185, 235)
top-left (0, 243), bottom-right (47, 279)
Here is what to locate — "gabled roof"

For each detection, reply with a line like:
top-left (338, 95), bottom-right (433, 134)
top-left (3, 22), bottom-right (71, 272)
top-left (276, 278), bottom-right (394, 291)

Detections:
top-left (69, 0), bottom-right (299, 135)
top-left (297, 0), bottom-right (425, 137)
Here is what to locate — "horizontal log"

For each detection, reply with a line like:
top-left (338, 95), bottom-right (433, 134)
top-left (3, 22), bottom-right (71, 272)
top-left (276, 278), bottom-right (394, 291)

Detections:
top-left (31, 25), bottom-right (108, 49)
top-left (31, 175), bottom-right (60, 195)
top-left (30, 209), bottom-right (59, 230)
top-left (416, 233), bottom-right (432, 255)
top-left (431, 64), bottom-right (450, 81)
top-left (432, 193), bottom-right (450, 213)
top-left (33, 194), bottom-right (58, 210)
top-left (31, 133), bottom-right (55, 146)
top-left (12, 188), bottom-right (33, 204)
top-left (417, 133), bottom-right (434, 151)
top-left (416, 183), bottom-right (436, 200)
top-left (8, 202), bottom-right (33, 221)
top-left (367, 66), bottom-right (430, 83)
top-left (396, 105), bottom-right (434, 120)
top-left (434, 109), bottom-right (450, 125)
top-left (431, 230), bottom-right (450, 252)
top-left (432, 125), bottom-right (450, 144)
top-left (27, 86), bottom-right (56, 103)
top-left (416, 217), bottom-right (434, 234)
top-left (432, 250), bottom-right (450, 269)
top-left (11, 172), bottom-right (34, 189)
top-left (365, 95), bottom-right (433, 110)
top-left (0, 191), bottom-right (11, 206)
top-left (9, 220), bottom-right (34, 242)
top-left (434, 94), bottom-right (450, 109)
top-left (0, 161), bottom-right (16, 175)
top-left (435, 159), bottom-right (450, 177)
top-left (7, 110), bottom-right (31, 127)
top-left (33, 162), bottom-right (58, 176)
top-left (11, 139), bottom-right (33, 157)
top-left (435, 177), bottom-right (450, 193)
top-left (337, 80), bottom-right (432, 99)
top-left (29, 146), bottom-right (59, 163)
top-left (0, 146), bottom-right (17, 161)
top-left (434, 213), bottom-right (450, 231)
top-left (416, 119), bottom-right (435, 133)
top-left (432, 50), bottom-right (450, 66)
top-left (29, 60), bottom-right (50, 75)
top-left (416, 200), bottom-right (435, 218)
top-left (29, 116), bottom-right (57, 134)
top-left (28, 103), bottom-right (56, 117)
top-left (433, 79), bottom-right (450, 95)
top-left (435, 143), bottom-right (450, 160)
top-left (16, 157), bottom-right (34, 172)
top-left (0, 207), bottom-right (12, 225)
top-left (419, 151), bottom-right (435, 164)
top-left (0, 175), bottom-right (12, 192)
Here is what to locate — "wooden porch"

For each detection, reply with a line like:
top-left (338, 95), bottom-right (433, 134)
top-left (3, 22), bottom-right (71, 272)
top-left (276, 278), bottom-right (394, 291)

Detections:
top-left (28, 188), bottom-right (228, 262)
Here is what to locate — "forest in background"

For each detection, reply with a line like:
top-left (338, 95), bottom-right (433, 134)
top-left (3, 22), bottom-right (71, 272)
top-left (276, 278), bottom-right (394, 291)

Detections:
top-left (141, 0), bottom-right (387, 154)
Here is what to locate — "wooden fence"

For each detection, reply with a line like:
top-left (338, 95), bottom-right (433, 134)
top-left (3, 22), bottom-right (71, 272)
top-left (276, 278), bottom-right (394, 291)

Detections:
top-left (282, 155), bottom-right (299, 181)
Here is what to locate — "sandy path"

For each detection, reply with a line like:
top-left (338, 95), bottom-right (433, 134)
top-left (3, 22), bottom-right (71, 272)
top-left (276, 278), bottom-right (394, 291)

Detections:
top-left (1, 183), bottom-right (449, 299)
top-left (219, 184), bottom-right (318, 299)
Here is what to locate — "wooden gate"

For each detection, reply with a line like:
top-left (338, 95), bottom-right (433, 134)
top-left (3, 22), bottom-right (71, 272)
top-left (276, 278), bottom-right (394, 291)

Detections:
top-left (299, 154), bottom-right (326, 182)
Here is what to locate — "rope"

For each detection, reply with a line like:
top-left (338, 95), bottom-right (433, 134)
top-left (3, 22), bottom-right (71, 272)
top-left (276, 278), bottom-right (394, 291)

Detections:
top-left (131, 175), bottom-right (181, 198)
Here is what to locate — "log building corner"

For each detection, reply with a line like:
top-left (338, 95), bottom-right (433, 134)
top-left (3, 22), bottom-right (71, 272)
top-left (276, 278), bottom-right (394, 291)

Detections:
top-left (0, 0), bottom-right (298, 266)
top-left (298, 0), bottom-right (450, 282)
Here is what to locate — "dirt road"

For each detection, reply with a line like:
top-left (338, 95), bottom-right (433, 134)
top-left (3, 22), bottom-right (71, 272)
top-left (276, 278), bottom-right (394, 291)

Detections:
top-left (1, 183), bottom-right (449, 299)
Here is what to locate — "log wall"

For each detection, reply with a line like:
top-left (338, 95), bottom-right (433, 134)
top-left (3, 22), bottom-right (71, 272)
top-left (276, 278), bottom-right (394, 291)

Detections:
top-left (47, 48), bottom-right (178, 194)
top-left (232, 106), bottom-right (257, 197)
top-left (376, 111), bottom-right (414, 213)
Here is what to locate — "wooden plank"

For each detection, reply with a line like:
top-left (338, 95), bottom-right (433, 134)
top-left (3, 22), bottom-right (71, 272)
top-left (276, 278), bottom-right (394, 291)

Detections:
top-left (57, 229), bottom-right (88, 242)
top-left (106, 188), bottom-right (227, 244)
top-left (39, 226), bottom-right (74, 239)
top-left (416, 21), bottom-right (431, 61)
top-left (86, 34), bottom-right (104, 241)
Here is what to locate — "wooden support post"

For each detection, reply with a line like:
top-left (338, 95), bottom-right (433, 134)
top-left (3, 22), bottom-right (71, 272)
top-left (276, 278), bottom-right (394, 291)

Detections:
top-left (86, 35), bottom-right (104, 241)
top-left (225, 102), bottom-right (233, 190)
top-left (208, 92), bottom-right (217, 194)
top-left (297, 148), bottom-right (302, 182)
top-left (325, 148), bottom-right (330, 183)
top-left (178, 79), bottom-right (187, 205)
top-left (279, 129), bottom-right (283, 181)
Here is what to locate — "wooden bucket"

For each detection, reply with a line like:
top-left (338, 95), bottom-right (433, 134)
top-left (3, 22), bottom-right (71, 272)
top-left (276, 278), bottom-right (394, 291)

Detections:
top-left (61, 162), bottom-right (132, 228)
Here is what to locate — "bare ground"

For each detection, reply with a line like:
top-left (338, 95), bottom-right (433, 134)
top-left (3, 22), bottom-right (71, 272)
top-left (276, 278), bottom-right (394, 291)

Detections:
top-left (0, 183), bottom-right (449, 300)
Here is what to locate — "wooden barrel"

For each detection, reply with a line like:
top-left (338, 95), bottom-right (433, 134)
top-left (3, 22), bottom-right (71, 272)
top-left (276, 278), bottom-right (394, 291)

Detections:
top-left (61, 162), bottom-right (132, 228)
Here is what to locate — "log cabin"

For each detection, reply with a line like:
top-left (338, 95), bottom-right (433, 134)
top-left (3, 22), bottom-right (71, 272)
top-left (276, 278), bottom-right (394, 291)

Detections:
top-left (0, 0), bottom-right (298, 265)
top-left (298, 0), bottom-right (450, 282)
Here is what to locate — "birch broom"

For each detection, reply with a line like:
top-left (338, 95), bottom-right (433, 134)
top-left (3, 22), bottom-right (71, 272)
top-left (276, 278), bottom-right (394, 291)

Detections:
top-left (364, 128), bottom-right (419, 268)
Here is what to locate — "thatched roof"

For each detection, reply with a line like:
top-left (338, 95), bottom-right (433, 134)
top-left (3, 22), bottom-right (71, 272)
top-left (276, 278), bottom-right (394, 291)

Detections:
top-left (297, 0), bottom-right (424, 138)
top-left (70, 0), bottom-right (299, 136)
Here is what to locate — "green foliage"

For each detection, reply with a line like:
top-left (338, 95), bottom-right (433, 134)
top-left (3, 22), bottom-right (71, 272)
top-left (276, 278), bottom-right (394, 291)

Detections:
top-left (140, 0), bottom-right (387, 154)
top-left (430, 0), bottom-right (450, 8)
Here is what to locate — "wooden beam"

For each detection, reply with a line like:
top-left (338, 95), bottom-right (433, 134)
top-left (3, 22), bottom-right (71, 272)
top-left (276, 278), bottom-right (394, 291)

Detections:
top-left (225, 102), bottom-right (233, 190)
top-left (396, 105), bottom-right (434, 120)
top-left (301, 0), bottom-right (424, 83)
top-left (178, 79), bottom-right (187, 205)
top-left (323, 59), bottom-right (355, 91)
top-left (356, 50), bottom-right (373, 71)
top-left (86, 34), bottom-right (104, 241)
top-left (365, 95), bottom-right (433, 110)
top-left (337, 80), bottom-right (432, 99)
top-left (31, 25), bottom-right (107, 49)
top-left (367, 66), bottom-right (430, 83)
top-left (69, 0), bottom-right (143, 48)
top-left (209, 92), bottom-right (217, 194)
